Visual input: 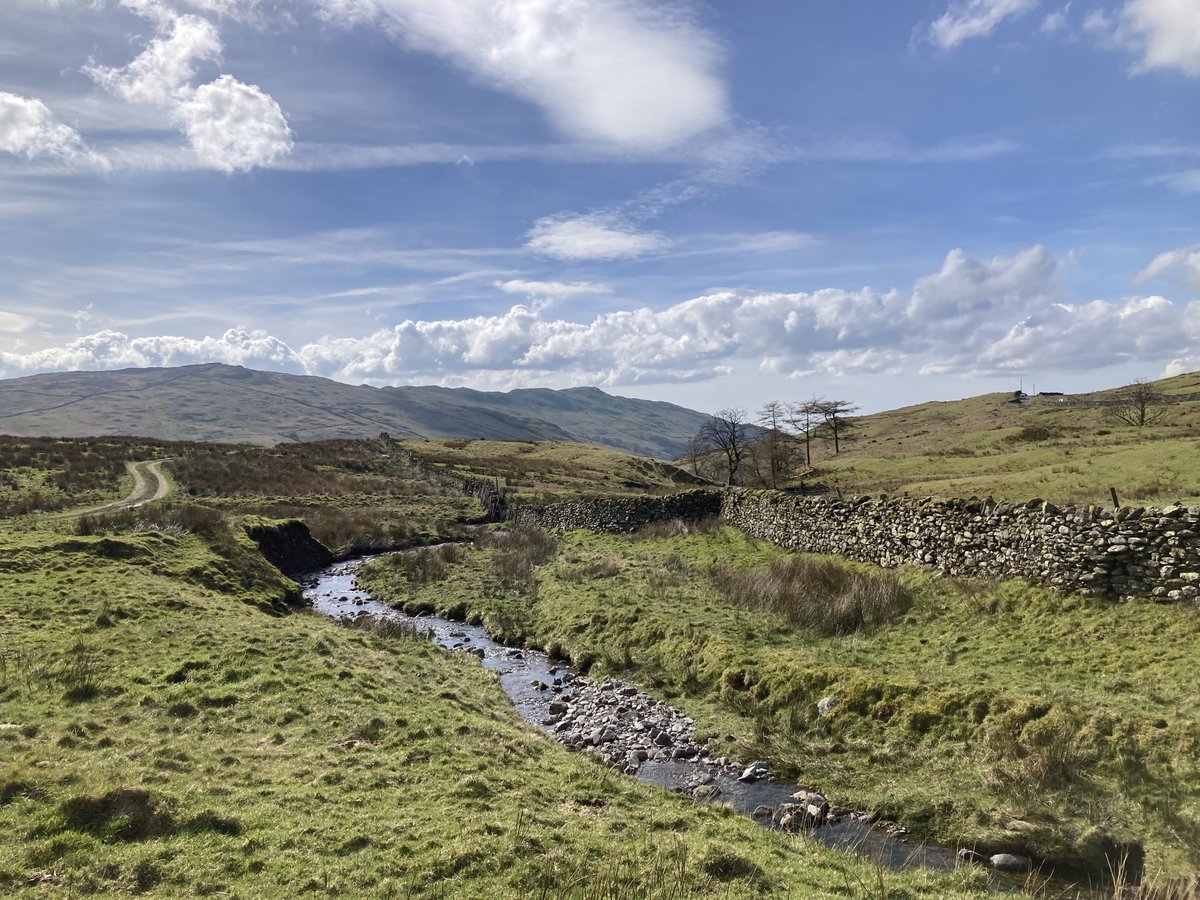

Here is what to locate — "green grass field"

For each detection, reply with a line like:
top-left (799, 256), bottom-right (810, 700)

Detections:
top-left (769, 372), bottom-right (1200, 506)
top-left (358, 525), bottom-right (1200, 888)
top-left (0, 445), bottom-right (1004, 898)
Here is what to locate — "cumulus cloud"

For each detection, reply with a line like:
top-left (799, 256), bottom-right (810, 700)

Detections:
top-left (1135, 244), bottom-right (1200, 290)
top-left (526, 213), bottom-right (670, 261)
top-left (84, 12), bottom-right (221, 106)
top-left (84, 2), bottom-right (292, 171)
top-left (932, 294), bottom-right (1197, 375)
top-left (907, 244), bottom-right (1059, 336)
top-left (9, 245), bottom-right (1189, 386)
top-left (0, 92), bottom-right (108, 168)
top-left (927, 0), bottom-right (1041, 49)
top-left (313, 0), bottom-right (728, 149)
top-left (173, 75), bottom-right (293, 171)
top-left (1115, 0), bottom-right (1200, 76)
top-left (0, 327), bottom-right (305, 376)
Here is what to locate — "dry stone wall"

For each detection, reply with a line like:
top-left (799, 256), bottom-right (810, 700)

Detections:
top-left (511, 489), bottom-right (722, 533)
top-left (720, 490), bottom-right (1200, 602)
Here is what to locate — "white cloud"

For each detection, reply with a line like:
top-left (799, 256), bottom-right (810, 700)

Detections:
top-left (907, 244), bottom-right (1060, 336)
top-left (526, 213), bottom-right (670, 261)
top-left (313, 0), bottom-right (728, 149)
top-left (5, 246), bottom-right (1196, 387)
top-left (927, 0), bottom-right (1041, 49)
top-left (495, 279), bottom-right (611, 298)
top-left (1135, 244), bottom-right (1200, 290)
top-left (0, 327), bottom-right (304, 376)
top-left (173, 75), bottom-right (293, 171)
top-left (1039, 3), bottom-right (1071, 34)
top-left (85, 13), bottom-right (222, 106)
top-left (0, 311), bottom-right (36, 333)
top-left (1116, 0), bottom-right (1200, 76)
top-left (937, 294), bottom-right (1197, 375)
top-left (84, 2), bottom-right (292, 171)
top-left (0, 92), bottom-right (108, 168)
top-left (1155, 169), bottom-right (1200, 194)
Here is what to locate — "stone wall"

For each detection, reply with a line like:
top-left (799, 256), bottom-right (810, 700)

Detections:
top-left (720, 490), bottom-right (1200, 602)
top-left (512, 489), bottom-right (722, 534)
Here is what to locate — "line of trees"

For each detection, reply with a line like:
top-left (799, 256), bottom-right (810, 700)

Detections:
top-left (687, 398), bottom-right (859, 486)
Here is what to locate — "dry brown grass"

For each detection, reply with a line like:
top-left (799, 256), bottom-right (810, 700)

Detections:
top-left (713, 555), bottom-right (910, 636)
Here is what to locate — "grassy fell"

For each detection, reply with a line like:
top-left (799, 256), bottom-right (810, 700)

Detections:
top-left (0, 499), bottom-right (996, 896)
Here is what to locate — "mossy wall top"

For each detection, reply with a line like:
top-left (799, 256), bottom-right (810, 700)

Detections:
top-left (721, 490), bottom-right (1200, 602)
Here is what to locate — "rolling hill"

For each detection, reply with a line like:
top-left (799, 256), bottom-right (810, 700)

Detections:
top-left (0, 363), bottom-right (712, 459)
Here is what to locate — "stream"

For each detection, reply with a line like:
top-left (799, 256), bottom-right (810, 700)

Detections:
top-left (302, 555), bottom-right (1006, 883)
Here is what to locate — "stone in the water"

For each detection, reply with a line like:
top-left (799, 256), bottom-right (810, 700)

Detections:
top-left (956, 849), bottom-right (988, 866)
top-left (989, 853), bottom-right (1031, 873)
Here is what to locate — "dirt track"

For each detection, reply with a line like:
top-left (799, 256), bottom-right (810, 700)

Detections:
top-left (66, 460), bottom-right (171, 516)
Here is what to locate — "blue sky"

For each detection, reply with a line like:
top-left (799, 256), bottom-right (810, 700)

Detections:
top-left (1, 0), bottom-right (1199, 415)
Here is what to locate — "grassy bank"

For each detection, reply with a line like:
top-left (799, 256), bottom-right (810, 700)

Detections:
top-left (358, 525), bottom-right (1200, 888)
top-left (0, 511), bottom-right (1005, 897)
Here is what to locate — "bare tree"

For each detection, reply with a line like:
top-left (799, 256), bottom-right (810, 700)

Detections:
top-left (682, 435), bottom-right (711, 479)
top-left (815, 399), bottom-right (859, 455)
top-left (1108, 379), bottom-right (1169, 428)
top-left (696, 408), bottom-right (749, 486)
top-left (787, 397), bottom-right (825, 467)
top-left (755, 400), bottom-right (794, 488)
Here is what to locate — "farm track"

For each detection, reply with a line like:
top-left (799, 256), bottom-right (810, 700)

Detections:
top-left (64, 459), bottom-right (171, 517)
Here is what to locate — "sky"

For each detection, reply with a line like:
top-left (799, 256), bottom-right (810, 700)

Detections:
top-left (1, 0), bottom-right (1199, 416)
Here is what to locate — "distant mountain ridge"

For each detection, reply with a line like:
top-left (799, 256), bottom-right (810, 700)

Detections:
top-left (0, 364), bottom-right (711, 459)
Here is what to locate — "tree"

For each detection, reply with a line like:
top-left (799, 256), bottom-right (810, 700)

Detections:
top-left (1107, 379), bottom-right (1169, 428)
top-left (787, 397), bottom-right (825, 467)
top-left (755, 400), bottom-right (794, 488)
top-left (696, 408), bottom-right (749, 486)
top-left (682, 434), bottom-right (711, 480)
top-left (815, 399), bottom-right (859, 455)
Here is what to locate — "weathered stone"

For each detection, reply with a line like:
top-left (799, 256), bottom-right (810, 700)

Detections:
top-left (990, 853), bottom-right (1032, 873)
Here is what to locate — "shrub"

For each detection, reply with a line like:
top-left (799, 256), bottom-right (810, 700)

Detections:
top-left (712, 555), bottom-right (910, 636)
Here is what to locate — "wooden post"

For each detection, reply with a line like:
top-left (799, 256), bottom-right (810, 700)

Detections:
top-left (1109, 487), bottom-right (1120, 509)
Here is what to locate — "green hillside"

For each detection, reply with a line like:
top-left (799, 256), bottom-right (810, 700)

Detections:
top-left (800, 372), bottom-right (1200, 506)
top-left (0, 364), bottom-right (710, 460)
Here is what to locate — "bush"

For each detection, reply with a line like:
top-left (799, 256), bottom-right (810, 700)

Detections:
top-left (712, 555), bottom-right (910, 636)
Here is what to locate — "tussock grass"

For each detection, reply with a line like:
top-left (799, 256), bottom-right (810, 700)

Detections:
top-left (478, 525), bottom-right (558, 587)
top-left (713, 555), bottom-right (911, 636)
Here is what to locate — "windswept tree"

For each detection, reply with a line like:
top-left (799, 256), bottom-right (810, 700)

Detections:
top-left (696, 408), bottom-right (749, 486)
top-left (816, 399), bottom-right (859, 455)
top-left (1107, 379), bottom-right (1169, 428)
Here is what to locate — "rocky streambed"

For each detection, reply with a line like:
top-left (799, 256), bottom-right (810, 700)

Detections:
top-left (304, 556), bottom-right (1026, 882)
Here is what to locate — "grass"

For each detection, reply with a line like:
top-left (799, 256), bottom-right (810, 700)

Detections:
top-left (399, 438), bottom-right (705, 502)
top-left (744, 371), bottom-right (1200, 506)
top-left (358, 525), bottom-right (1200, 886)
top-left (0, 495), bottom-right (1000, 897)
top-left (712, 556), bottom-right (911, 636)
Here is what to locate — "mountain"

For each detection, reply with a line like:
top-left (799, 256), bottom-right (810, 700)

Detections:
top-left (0, 364), bottom-right (712, 459)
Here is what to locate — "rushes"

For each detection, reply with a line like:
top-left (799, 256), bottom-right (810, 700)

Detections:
top-left (478, 525), bottom-right (557, 587)
top-left (712, 555), bottom-right (910, 636)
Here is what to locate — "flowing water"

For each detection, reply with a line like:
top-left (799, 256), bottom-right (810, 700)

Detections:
top-left (304, 555), bottom-right (1013, 883)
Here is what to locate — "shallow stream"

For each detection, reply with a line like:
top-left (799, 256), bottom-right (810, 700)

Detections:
top-left (303, 555), bottom-right (998, 881)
